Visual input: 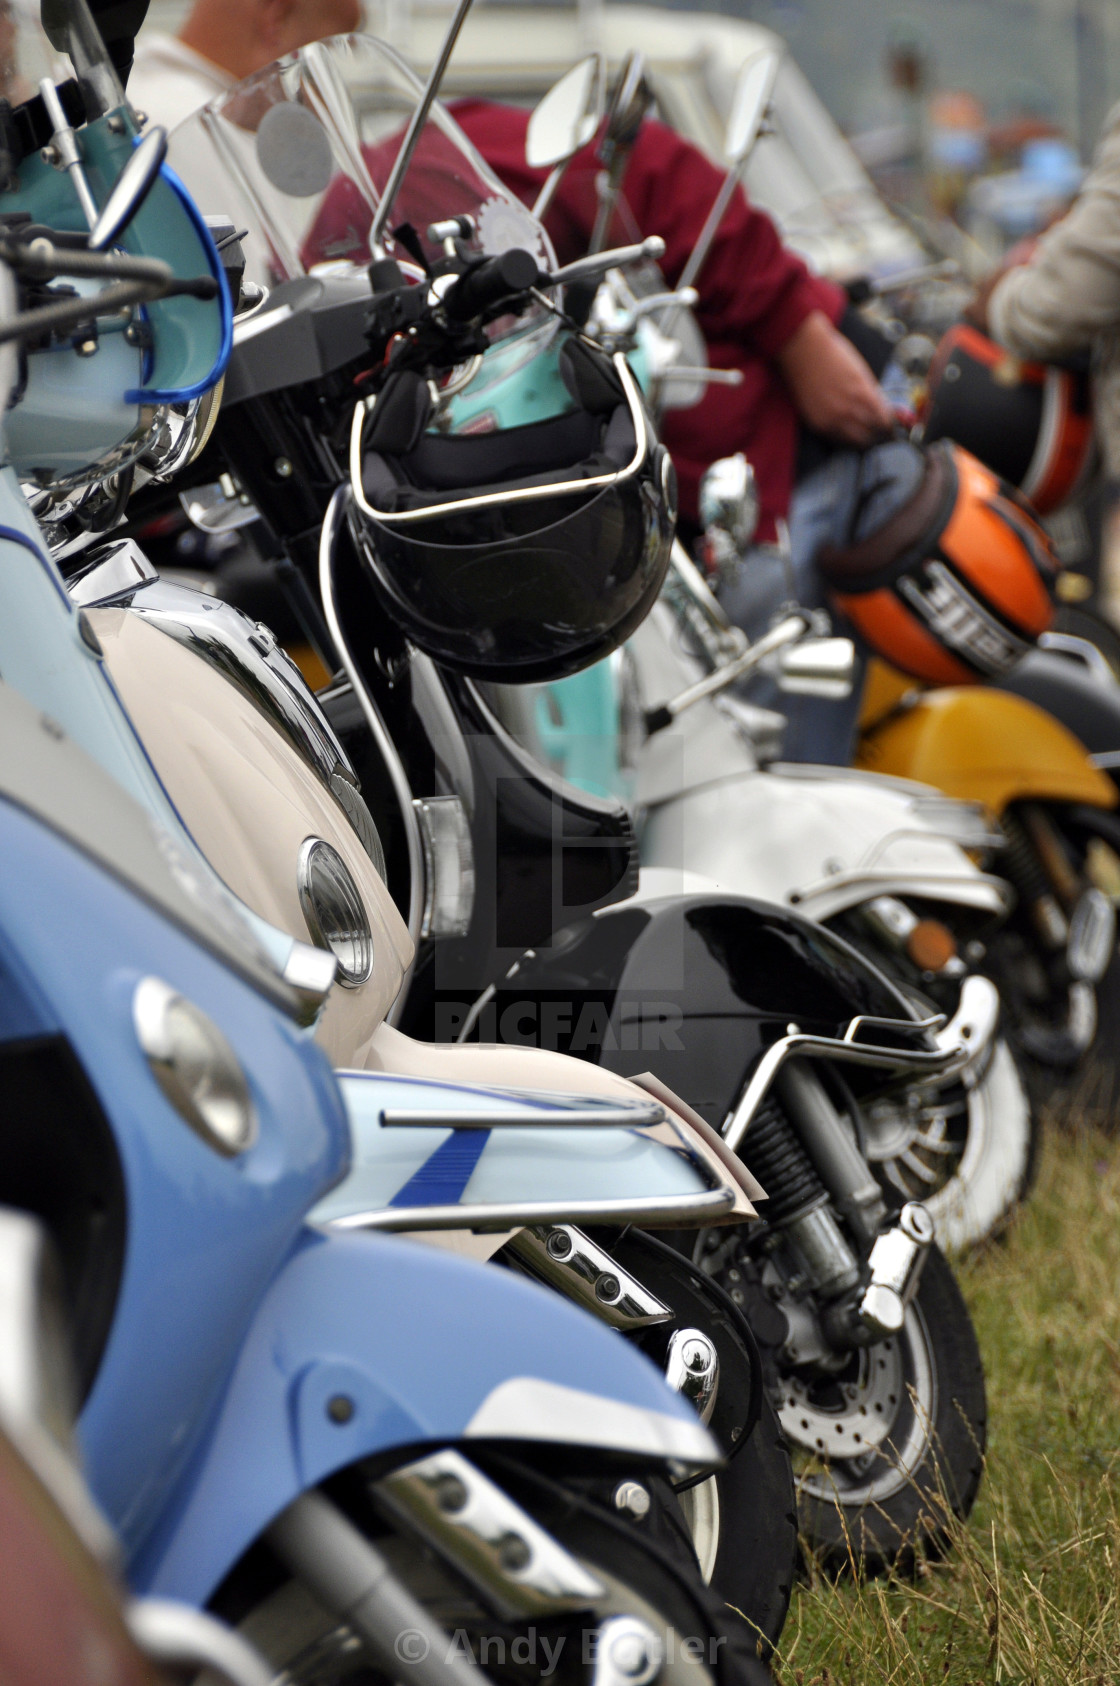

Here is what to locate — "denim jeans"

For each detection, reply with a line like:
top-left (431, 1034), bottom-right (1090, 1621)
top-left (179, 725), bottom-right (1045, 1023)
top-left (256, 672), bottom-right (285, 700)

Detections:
top-left (718, 441), bottom-right (921, 764)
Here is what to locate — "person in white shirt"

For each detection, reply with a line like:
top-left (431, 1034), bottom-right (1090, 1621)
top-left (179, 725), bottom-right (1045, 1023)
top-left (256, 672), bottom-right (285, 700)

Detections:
top-left (129, 0), bottom-right (362, 131)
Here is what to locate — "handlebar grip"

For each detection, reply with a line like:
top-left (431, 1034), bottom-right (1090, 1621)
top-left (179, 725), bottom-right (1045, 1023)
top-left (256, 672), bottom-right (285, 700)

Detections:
top-left (443, 248), bottom-right (542, 321)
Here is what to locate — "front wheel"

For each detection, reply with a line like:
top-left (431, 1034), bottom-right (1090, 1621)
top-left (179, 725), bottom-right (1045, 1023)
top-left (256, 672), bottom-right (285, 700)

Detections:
top-left (226, 1467), bottom-right (773, 1686)
top-left (600, 1230), bottom-right (797, 1653)
top-left (777, 1244), bottom-right (986, 1574)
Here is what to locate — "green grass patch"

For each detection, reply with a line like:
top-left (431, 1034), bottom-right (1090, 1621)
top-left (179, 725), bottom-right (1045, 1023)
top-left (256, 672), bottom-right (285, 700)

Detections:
top-left (772, 1124), bottom-right (1120, 1685)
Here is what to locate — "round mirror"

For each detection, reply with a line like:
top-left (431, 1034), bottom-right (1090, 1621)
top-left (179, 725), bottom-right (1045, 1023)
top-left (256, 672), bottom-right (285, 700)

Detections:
top-left (255, 102), bottom-right (334, 198)
top-left (89, 126), bottom-right (168, 251)
top-left (526, 55), bottom-right (603, 169)
top-left (725, 50), bottom-right (782, 165)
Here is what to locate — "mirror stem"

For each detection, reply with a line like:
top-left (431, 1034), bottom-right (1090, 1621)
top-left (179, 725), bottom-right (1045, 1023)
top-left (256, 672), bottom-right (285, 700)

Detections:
top-left (39, 78), bottom-right (99, 230)
top-left (676, 155), bottom-right (748, 298)
top-left (532, 161), bottom-right (567, 222)
top-left (370, 0), bottom-right (476, 257)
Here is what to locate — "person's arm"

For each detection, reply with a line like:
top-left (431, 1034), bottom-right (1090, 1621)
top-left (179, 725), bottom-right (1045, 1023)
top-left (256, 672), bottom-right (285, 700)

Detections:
top-left (988, 108), bottom-right (1120, 361)
top-left (776, 309), bottom-right (894, 444)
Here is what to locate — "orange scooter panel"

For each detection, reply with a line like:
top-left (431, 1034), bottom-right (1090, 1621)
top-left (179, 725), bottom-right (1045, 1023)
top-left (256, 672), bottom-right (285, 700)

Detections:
top-left (856, 686), bottom-right (1118, 816)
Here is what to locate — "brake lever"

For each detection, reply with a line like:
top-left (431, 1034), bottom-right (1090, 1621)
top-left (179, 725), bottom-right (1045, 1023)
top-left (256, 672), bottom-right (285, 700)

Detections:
top-left (547, 236), bottom-right (666, 290)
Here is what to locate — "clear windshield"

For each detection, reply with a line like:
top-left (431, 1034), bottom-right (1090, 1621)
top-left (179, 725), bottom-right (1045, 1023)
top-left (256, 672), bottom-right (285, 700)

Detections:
top-left (167, 33), bottom-right (554, 290)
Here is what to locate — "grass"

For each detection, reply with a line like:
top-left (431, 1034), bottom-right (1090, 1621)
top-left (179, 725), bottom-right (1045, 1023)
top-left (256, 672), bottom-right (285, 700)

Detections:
top-left (770, 1121), bottom-right (1120, 1685)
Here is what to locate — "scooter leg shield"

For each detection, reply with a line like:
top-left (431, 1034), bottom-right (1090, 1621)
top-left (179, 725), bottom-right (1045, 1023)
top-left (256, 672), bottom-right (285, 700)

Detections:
top-left (130, 1227), bottom-right (718, 1606)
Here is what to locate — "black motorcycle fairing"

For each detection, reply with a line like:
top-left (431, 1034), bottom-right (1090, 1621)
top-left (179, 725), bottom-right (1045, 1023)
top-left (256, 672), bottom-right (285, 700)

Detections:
top-left (457, 893), bottom-right (921, 1129)
top-left (997, 647), bottom-right (1120, 777)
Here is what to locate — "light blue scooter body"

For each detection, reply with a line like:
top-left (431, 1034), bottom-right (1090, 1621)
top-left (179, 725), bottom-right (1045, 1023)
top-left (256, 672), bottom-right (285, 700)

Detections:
top-left (0, 748), bottom-right (713, 1608)
top-left (314, 1070), bottom-right (712, 1222)
top-left (131, 1223), bottom-right (709, 1603)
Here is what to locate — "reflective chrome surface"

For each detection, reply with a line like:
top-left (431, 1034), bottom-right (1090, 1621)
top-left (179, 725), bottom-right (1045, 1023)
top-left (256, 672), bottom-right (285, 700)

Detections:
top-left (97, 576), bottom-right (354, 791)
top-left (296, 837), bottom-right (374, 987)
top-left (664, 1328), bottom-right (719, 1425)
top-left (375, 1449), bottom-right (605, 1618)
top-left (506, 1225), bottom-right (674, 1331)
top-left (132, 975), bottom-right (258, 1155)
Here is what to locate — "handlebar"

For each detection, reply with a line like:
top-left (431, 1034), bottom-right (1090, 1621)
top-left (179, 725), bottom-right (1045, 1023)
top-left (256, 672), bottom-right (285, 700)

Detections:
top-left (441, 247), bottom-right (543, 321)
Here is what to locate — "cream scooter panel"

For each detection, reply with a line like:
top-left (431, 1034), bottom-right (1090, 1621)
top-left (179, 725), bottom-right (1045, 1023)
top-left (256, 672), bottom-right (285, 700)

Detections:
top-left (88, 604), bottom-right (410, 1065)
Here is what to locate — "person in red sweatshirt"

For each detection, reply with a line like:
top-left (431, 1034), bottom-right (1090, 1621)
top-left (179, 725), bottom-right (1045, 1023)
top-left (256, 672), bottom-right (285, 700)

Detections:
top-left (452, 100), bottom-right (894, 543)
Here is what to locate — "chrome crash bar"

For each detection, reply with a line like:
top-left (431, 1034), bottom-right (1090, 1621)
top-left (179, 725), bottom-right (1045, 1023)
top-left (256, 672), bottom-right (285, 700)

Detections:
top-left (722, 974), bottom-right (999, 1153)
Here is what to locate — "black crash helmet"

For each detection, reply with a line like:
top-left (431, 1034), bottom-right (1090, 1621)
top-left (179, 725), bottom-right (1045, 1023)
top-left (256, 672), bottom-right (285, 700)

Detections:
top-left (349, 333), bottom-right (677, 683)
top-left (922, 324), bottom-right (1095, 516)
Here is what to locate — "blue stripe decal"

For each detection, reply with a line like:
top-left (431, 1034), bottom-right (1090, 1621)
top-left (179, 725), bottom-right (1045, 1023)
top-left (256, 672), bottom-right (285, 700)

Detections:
top-left (389, 1129), bottom-right (492, 1207)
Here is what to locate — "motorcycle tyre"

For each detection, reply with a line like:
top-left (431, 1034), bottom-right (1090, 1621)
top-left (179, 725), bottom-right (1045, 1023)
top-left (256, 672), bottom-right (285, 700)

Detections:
top-left (598, 1231), bottom-right (796, 1655)
top-left (784, 1245), bottom-right (986, 1578)
top-left (230, 1479), bottom-right (774, 1686)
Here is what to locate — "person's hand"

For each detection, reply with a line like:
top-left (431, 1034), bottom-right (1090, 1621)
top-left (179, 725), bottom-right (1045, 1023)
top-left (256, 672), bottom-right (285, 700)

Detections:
top-left (777, 310), bottom-right (895, 445)
top-left (964, 242), bottom-right (1037, 332)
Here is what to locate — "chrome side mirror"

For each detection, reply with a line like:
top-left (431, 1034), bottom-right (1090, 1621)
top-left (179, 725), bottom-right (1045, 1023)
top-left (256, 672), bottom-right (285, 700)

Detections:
top-left (89, 126), bottom-right (168, 250)
top-left (698, 453), bottom-right (759, 556)
top-left (601, 51), bottom-right (651, 160)
top-left (526, 55), bottom-right (603, 169)
top-left (778, 637), bottom-right (856, 698)
top-left (725, 48), bottom-right (782, 165)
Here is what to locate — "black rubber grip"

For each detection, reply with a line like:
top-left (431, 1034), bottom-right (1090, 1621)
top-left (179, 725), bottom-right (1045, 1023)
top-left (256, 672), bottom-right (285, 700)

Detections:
top-left (443, 248), bottom-right (542, 321)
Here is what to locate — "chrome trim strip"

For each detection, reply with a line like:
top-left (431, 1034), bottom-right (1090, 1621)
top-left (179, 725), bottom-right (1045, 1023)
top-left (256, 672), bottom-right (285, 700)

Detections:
top-left (350, 353), bottom-right (650, 525)
top-left (318, 1186), bottom-right (737, 1233)
top-left (377, 1103), bottom-right (667, 1128)
top-left (374, 1450), bottom-right (605, 1617)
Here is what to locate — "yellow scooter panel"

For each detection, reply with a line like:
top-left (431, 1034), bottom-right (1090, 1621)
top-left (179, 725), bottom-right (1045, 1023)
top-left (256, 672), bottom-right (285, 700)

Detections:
top-left (856, 686), bottom-right (1118, 816)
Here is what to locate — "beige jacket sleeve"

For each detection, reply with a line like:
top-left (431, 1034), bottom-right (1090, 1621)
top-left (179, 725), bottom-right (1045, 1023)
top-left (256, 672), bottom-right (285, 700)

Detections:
top-left (989, 102), bottom-right (1120, 361)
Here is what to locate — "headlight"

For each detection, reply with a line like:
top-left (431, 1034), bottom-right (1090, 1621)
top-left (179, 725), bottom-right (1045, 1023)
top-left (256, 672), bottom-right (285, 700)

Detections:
top-left (296, 838), bottom-right (374, 987)
top-left (133, 977), bottom-right (257, 1156)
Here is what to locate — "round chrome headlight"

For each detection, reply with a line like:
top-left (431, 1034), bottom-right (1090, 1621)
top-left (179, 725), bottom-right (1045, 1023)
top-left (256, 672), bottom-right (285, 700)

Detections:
top-left (297, 838), bottom-right (374, 988)
top-left (133, 977), bottom-right (257, 1157)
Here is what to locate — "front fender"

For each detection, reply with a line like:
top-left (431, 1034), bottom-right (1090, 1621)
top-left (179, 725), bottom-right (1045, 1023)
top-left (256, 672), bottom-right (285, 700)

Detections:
top-left (639, 764), bottom-right (1008, 919)
top-left (857, 687), bottom-right (1117, 814)
top-left (131, 1227), bottom-right (716, 1604)
top-left (468, 892), bottom-right (918, 1127)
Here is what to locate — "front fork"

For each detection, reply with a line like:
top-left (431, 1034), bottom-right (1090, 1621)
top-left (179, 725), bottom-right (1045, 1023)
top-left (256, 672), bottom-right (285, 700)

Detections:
top-left (721, 1063), bottom-right (934, 1367)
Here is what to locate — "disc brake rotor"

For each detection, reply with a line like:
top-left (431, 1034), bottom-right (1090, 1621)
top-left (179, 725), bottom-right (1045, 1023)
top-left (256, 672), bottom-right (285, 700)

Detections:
top-left (777, 1337), bottom-right (903, 1460)
top-left (780, 1302), bottom-right (938, 1508)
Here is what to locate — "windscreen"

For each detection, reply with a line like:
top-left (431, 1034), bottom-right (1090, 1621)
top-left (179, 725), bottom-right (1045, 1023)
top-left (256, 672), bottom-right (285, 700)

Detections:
top-left (167, 33), bottom-right (554, 290)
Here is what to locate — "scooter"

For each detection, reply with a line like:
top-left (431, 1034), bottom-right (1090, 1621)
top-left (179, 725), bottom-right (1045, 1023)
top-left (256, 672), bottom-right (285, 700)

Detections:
top-left (458, 53), bottom-right (1032, 1250)
top-left (0, 669), bottom-right (758, 1686)
top-left (853, 651), bottom-right (1120, 1116)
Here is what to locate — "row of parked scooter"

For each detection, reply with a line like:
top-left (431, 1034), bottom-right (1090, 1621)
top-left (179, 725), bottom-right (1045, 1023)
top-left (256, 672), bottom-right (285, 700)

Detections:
top-left (2, 1), bottom-right (1119, 1681)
